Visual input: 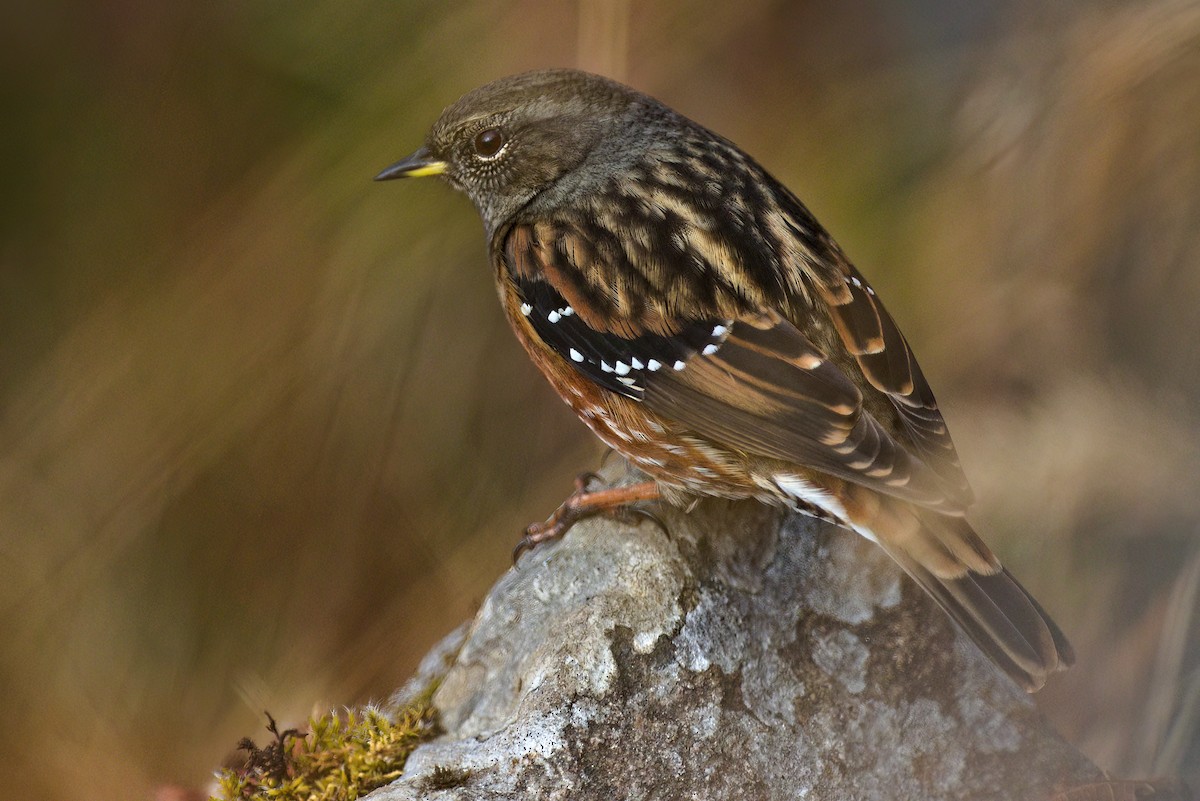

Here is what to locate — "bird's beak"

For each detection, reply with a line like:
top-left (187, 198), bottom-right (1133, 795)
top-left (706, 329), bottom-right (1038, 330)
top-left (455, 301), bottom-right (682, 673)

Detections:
top-left (374, 147), bottom-right (448, 181)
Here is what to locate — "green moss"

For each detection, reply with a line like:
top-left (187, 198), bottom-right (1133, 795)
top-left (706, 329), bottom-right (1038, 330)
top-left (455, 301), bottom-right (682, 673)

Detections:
top-left (212, 692), bottom-right (440, 801)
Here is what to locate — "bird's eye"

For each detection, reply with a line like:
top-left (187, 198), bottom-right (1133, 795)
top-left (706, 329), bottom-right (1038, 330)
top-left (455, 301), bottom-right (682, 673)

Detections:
top-left (473, 128), bottom-right (505, 159)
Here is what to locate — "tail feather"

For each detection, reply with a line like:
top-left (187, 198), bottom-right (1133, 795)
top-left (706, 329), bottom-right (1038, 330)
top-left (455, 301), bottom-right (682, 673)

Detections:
top-left (870, 508), bottom-right (1074, 692)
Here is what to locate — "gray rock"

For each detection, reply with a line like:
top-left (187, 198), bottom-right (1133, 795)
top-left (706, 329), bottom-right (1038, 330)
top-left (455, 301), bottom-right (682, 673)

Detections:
top-left (372, 495), bottom-right (1099, 801)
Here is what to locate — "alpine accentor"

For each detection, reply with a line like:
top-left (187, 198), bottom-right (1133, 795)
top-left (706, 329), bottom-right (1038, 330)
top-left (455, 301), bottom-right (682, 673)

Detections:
top-left (376, 68), bottom-right (1073, 691)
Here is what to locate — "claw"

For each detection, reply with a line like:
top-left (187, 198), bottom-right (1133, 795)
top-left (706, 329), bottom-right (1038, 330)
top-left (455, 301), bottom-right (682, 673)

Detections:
top-left (512, 535), bottom-right (536, 563)
top-left (513, 512), bottom-right (581, 564)
top-left (624, 506), bottom-right (669, 536)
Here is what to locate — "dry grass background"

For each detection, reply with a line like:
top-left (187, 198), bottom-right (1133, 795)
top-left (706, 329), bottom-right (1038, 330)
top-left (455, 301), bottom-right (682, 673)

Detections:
top-left (1, 1), bottom-right (1197, 799)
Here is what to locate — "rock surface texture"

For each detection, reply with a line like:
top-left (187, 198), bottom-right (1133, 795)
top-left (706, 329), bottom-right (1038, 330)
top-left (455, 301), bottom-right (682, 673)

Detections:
top-left (374, 494), bottom-right (1102, 801)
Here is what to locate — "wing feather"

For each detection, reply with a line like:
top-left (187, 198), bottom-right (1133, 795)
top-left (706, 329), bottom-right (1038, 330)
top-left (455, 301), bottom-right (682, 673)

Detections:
top-left (815, 263), bottom-right (973, 502)
top-left (643, 314), bottom-right (965, 510)
top-left (502, 218), bottom-right (971, 511)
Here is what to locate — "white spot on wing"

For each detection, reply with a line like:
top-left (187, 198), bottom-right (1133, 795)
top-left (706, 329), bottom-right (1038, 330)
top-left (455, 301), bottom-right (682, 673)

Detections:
top-left (520, 303), bottom-right (532, 316)
top-left (712, 324), bottom-right (728, 337)
top-left (702, 344), bottom-right (719, 355)
top-left (547, 310), bottom-right (561, 323)
top-left (647, 359), bottom-right (662, 371)
top-left (673, 360), bottom-right (686, 371)
top-left (615, 361), bottom-right (630, 375)
top-left (630, 357), bottom-right (643, 370)
top-left (569, 348), bottom-right (584, 363)
top-left (561, 306), bottom-right (575, 316)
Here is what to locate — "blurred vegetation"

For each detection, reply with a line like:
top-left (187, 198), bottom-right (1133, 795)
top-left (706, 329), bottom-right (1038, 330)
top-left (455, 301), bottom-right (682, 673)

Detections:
top-left (1, 1), bottom-right (1197, 799)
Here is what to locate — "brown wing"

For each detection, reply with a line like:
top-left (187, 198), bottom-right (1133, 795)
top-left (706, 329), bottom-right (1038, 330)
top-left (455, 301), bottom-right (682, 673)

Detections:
top-left (812, 258), bottom-right (974, 504)
top-left (502, 219), bottom-right (971, 512)
top-left (642, 311), bottom-right (970, 511)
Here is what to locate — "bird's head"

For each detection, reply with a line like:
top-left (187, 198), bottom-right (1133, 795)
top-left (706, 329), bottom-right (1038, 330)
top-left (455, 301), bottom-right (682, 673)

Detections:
top-left (376, 69), bottom-right (661, 235)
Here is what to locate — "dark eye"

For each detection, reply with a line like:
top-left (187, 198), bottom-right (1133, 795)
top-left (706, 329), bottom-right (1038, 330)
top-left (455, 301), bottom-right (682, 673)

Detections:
top-left (473, 128), bottom-right (505, 158)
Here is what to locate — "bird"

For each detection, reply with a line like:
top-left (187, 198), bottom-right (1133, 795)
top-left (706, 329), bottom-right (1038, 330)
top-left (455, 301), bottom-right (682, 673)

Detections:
top-left (374, 68), bottom-right (1074, 691)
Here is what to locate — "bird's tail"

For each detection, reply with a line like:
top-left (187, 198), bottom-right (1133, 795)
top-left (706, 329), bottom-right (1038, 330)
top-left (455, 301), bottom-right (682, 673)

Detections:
top-left (864, 503), bottom-right (1074, 692)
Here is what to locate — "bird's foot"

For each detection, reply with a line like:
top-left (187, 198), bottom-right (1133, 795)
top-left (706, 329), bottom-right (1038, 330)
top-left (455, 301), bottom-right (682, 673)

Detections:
top-left (513, 477), bottom-right (662, 562)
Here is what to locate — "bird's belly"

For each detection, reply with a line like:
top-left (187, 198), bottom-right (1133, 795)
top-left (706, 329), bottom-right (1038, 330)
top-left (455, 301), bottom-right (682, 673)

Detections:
top-left (572, 391), bottom-right (847, 529)
top-left (547, 360), bottom-right (755, 499)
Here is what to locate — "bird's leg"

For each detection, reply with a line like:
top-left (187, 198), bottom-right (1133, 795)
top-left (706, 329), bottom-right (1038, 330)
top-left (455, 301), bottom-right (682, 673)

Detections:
top-left (513, 479), bottom-right (662, 561)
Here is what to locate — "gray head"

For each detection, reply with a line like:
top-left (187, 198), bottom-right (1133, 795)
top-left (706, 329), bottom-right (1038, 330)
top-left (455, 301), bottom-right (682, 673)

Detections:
top-left (376, 69), bottom-right (673, 235)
